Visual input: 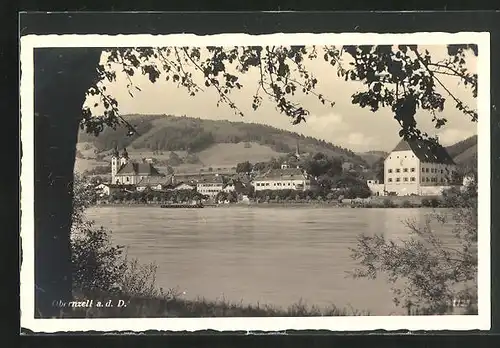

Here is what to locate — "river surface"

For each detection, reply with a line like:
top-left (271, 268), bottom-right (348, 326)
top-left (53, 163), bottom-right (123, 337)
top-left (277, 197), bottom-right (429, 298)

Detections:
top-left (85, 206), bottom-right (460, 315)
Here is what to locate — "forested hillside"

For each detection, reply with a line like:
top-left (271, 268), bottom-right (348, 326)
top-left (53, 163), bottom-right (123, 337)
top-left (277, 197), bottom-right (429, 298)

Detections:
top-left (78, 114), bottom-right (367, 165)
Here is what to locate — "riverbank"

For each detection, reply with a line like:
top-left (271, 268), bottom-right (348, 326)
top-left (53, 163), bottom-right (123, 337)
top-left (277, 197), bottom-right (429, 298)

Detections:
top-left (58, 289), bottom-right (370, 318)
top-left (93, 196), bottom-right (445, 209)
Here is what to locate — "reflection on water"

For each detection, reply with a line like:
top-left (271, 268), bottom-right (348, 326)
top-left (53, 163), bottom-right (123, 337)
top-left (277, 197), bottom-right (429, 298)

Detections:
top-left (86, 206), bottom-right (458, 315)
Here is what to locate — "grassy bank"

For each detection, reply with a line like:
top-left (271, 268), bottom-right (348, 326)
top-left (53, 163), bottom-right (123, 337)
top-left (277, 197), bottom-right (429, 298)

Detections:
top-left (57, 289), bottom-right (370, 318)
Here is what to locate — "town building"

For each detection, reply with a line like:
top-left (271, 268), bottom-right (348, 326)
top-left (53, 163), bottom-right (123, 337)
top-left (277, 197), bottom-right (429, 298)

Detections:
top-left (222, 178), bottom-right (248, 194)
top-left (252, 162), bottom-right (316, 191)
top-left (95, 183), bottom-right (135, 197)
top-left (173, 182), bottom-right (197, 191)
top-left (111, 147), bottom-right (165, 185)
top-left (366, 179), bottom-right (385, 196)
top-left (196, 175), bottom-right (226, 197)
top-left (382, 138), bottom-right (457, 196)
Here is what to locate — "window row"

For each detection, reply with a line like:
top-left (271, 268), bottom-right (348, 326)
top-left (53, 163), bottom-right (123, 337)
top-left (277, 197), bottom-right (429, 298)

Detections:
top-left (388, 167), bottom-right (447, 174)
top-left (255, 182), bottom-right (298, 187)
top-left (387, 177), bottom-right (417, 183)
top-left (421, 168), bottom-right (445, 174)
top-left (388, 168), bottom-right (415, 173)
top-left (387, 177), bottom-right (448, 183)
top-left (198, 189), bottom-right (221, 193)
top-left (388, 155), bottom-right (415, 159)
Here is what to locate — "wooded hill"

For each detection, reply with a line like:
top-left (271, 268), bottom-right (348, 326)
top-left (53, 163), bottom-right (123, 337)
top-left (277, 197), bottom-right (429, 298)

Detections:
top-left (78, 114), bottom-right (368, 165)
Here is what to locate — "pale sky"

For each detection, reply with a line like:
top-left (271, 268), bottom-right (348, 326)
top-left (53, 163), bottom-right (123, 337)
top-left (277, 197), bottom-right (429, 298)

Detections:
top-left (85, 45), bottom-right (478, 152)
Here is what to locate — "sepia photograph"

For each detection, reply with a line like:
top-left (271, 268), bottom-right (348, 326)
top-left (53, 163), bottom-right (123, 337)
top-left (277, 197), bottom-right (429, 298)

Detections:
top-left (20, 32), bottom-right (490, 332)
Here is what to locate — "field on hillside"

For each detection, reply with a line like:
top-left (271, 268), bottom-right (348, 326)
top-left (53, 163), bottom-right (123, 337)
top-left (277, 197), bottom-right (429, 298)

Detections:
top-left (77, 114), bottom-right (366, 163)
top-left (197, 142), bottom-right (284, 165)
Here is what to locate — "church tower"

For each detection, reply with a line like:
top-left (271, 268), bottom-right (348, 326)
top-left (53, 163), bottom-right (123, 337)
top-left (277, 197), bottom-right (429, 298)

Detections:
top-left (111, 147), bottom-right (119, 184)
top-left (295, 140), bottom-right (301, 159)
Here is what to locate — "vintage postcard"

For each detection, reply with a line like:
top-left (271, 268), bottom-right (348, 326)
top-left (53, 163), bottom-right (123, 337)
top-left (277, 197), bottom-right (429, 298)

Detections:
top-left (20, 32), bottom-right (490, 332)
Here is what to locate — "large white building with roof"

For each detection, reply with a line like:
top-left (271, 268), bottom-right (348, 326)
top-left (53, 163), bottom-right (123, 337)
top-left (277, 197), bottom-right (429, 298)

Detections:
top-left (252, 162), bottom-right (316, 192)
top-left (196, 175), bottom-right (226, 197)
top-left (383, 138), bottom-right (457, 196)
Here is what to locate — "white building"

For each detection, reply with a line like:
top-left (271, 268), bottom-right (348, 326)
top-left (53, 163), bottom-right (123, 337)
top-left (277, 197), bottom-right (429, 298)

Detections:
top-left (252, 163), bottom-right (316, 191)
top-left (111, 147), bottom-right (165, 185)
top-left (95, 183), bottom-right (135, 197)
top-left (384, 139), bottom-right (457, 196)
top-left (222, 179), bottom-right (247, 194)
top-left (366, 179), bottom-right (385, 196)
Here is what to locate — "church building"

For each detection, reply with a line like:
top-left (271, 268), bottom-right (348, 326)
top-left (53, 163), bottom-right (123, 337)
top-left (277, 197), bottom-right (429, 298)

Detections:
top-left (111, 147), bottom-right (165, 185)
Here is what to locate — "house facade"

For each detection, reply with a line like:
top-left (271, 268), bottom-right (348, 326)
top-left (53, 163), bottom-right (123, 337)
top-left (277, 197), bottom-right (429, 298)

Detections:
top-left (384, 139), bottom-right (457, 196)
top-left (252, 163), bottom-right (316, 191)
top-left (95, 183), bottom-right (135, 197)
top-left (111, 148), bottom-right (165, 185)
top-left (366, 179), bottom-right (385, 196)
top-left (222, 179), bottom-right (248, 194)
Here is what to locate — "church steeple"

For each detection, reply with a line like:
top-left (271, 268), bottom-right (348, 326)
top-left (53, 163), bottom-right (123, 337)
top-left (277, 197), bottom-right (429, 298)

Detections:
top-left (119, 147), bottom-right (129, 166)
top-left (111, 146), bottom-right (120, 184)
top-left (111, 146), bottom-right (119, 158)
top-left (295, 140), bottom-right (300, 159)
top-left (121, 147), bottom-right (129, 159)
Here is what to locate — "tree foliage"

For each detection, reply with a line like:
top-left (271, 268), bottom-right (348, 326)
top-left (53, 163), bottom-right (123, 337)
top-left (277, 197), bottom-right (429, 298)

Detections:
top-left (300, 152), bottom-right (343, 178)
top-left (81, 44), bottom-right (478, 146)
top-left (236, 161), bottom-right (253, 173)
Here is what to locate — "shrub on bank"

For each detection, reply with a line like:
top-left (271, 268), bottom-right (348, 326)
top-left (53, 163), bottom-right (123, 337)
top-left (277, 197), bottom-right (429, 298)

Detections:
top-left (382, 198), bottom-right (396, 208)
top-left (401, 200), bottom-right (413, 208)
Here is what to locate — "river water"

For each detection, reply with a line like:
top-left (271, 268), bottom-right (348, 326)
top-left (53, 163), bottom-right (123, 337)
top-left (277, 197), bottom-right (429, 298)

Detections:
top-left (85, 206), bottom-right (459, 315)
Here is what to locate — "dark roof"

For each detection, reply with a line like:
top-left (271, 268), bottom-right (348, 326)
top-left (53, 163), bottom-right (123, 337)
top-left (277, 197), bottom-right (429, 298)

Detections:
top-left (197, 175), bottom-right (225, 184)
top-left (223, 181), bottom-right (247, 193)
top-left (173, 182), bottom-right (196, 189)
top-left (116, 161), bottom-right (163, 176)
top-left (254, 167), bottom-right (307, 181)
top-left (391, 139), bottom-right (455, 165)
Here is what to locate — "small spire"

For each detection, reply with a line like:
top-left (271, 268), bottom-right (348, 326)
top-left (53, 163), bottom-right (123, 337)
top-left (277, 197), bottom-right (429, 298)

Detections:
top-left (111, 146), bottom-right (119, 158)
top-left (121, 147), bottom-right (129, 159)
